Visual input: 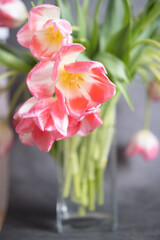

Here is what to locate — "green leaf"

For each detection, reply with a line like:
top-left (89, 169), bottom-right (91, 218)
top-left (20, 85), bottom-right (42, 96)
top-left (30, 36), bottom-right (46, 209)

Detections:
top-left (132, 0), bottom-right (160, 40)
top-left (0, 43), bottom-right (37, 67)
top-left (82, 0), bottom-right (89, 17)
top-left (56, 0), bottom-right (73, 24)
top-left (100, 0), bottom-right (131, 51)
top-left (89, 0), bottom-right (103, 57)
top-left (94, 52), bottom-right (130, 83)
top-left (130, 38), bottom-right (160, 50)
top-left (0, 49), bottom-right (32, 73)
top-left (105, 23), bottom-right (131, 63)
top-left (75, 0), bottom-right (86, 38)
top-left (129, 21), bottom-right (159, 77)
top-left (115, 80), bottom-right (134, 110)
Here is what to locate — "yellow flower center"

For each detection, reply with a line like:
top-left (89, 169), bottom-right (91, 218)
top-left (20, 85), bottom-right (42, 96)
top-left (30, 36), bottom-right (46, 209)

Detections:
top-left (45, 26), bottom-right (64, 44)
top-left (58, 70), bottom-right (85, 92)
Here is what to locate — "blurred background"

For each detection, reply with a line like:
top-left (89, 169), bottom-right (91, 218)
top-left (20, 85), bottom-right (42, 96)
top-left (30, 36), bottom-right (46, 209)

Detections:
top-left (1, 0), bottom-right (160, 239)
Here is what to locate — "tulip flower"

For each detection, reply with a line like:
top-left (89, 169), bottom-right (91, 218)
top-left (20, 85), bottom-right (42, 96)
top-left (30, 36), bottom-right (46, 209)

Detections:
top-left (14, 97), bottom-right (69, 151)
top-left (0, 122), bottom-right (13, 158)
top-left (27, 43), bottom-right (116, 118)
top-left (14, 96), bottom-right (103, 151)
top-left (148, 80), bottom-right (160, 101)
top-left (0, 0), bottom-right (28, 28)
top-left (125, 130), bottom-right (159, 160)
top-left (17, 4), bottom-right (72, 60)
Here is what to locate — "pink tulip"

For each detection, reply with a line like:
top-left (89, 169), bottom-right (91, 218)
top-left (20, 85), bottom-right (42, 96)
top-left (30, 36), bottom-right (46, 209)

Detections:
top-left (148, 80), bottom-right (160, 101)
top-left (0, 0), bottom-right (28, 28)
top-left (125, 130), bottom-right (159, 160)
top-left (27, 43), bottom-right (116, 118)
top-left (14, 97), bottom-right (81, 152)
top-left (0, 122), bottom-right (13, 158)
top-left (14, 96), bottom-right (104, 152)
top-left (17, 4), bottom-right (72, 60)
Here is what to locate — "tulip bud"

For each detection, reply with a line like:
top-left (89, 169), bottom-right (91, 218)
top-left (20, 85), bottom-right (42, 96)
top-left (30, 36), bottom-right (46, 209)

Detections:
top-left (148, 80), bottom-right (160, 101)
top-left (0, 0), bottom-right (28, 28)
top-left (125, 129), bottom-right (159, 161)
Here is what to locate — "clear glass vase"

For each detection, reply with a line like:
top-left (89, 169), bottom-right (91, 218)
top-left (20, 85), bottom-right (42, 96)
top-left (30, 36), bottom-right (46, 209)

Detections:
top-left (55, 129), bottom-right (118, 233)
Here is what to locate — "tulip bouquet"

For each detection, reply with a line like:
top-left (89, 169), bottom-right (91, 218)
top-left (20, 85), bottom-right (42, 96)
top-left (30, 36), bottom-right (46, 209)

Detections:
top-left (1, 0), bottom-right (160, 231)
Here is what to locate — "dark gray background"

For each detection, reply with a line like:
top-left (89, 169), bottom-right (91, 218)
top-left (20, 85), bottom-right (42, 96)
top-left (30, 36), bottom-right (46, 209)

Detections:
top-left (1, 0), bottom-right (160, 239)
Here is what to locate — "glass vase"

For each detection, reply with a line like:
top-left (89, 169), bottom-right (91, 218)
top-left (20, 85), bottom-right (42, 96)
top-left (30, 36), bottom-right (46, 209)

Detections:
top-left (55, 127), bottom-right (118, 233)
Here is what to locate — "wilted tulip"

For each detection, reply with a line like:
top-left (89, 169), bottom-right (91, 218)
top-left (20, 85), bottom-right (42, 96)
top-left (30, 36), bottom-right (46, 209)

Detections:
top-left (148, 80), bottom-right (160, 101)
top-left (125, 129), bottom-right (159, 161)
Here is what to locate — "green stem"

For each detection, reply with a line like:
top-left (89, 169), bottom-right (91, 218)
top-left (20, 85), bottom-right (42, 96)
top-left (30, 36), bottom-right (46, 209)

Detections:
top-left (78, 205), bottom-right (86, 217)
top-left (0, 71), bottom-right (17, 81)
top-left (97, 168), bottom-right (104, 205)
top-left (5, 80), bottom-right (27, 122)
top-left (62, 139), bottom-right (72, 198)
top-left (143, 94), bottom-right (151, 129)
top-left (72, 151), bottom-right (81, 199)
top-left (88, 179), bottom-right (95, 211)
top-left (0, 74), bottom-right (17, 93)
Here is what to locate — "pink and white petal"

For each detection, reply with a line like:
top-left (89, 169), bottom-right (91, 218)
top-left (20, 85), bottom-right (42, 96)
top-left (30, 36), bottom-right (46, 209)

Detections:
top-left (0, 10), bottom-right (15, 28)
top-left (53, 19), bottom-right (72, 36)
top-left (19, 133), bottom-right (35, 146)
top-left (55, 87), bottom-right (67, 113)
top-left (32, 130), bottom-right (56, 152)
top-left (61, 35), bottom-right (73, 46)
top-left (27, 98), bottom-right (56, 131)
top-left (67, 94), bottom-right (89, 117)
top-left (16, 23), bottom-right (33, 48)
top-left (64, 61), bottom-right (106, 74)
top-left (50, 99), bottom-right (69, 136)
top-left (27, 60), bottom-right (54, 99)
top-left (143, 145), bottom-right (159, 160)
top-left (14, 97), bottom-right (37, 120)
top-left (15, 118), bottom-right (35, 134)
top-left (82, 79), bottom-right (116, 105)
top-left (44, 19), bottom-right (72, 37)
top-left (30, 98), bottom-right (68, 135)
top-left (59, 43), bottom-right (85, 66)
top-left (28, 4), bottom-right (60, 32)
top-left (30, 32), bottom-right (61, 60)
top-left (56, 122), bottom-right (80, 141)
top-left (78, 113), bottom-right (102, 137)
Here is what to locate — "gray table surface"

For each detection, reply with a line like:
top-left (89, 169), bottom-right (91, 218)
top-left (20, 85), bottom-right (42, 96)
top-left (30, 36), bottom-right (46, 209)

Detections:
top-left (1, 81), bottom-right (160, 240)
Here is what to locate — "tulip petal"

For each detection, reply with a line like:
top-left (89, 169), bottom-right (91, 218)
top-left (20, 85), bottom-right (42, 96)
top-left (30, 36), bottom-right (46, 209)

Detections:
top-left (32, 129), bottom-right (56, 152)
top-left (0, 0), bottom-right (28, 28)
top-left (78, 113), bottom-right (102, 136)
top-left (85, 80), bottom-right (116, 104)
top-left (64, 61), bottom-right (107, 74)
top-left (17, 22), bottom-right (32, 48)
top-left (44, 19), bottom-right (72, 37)
top-left (16, 118), bottom-right (34, 134)
top-left (14, 97), bottom-right (37, 119)
top-left (27, 61), bottom-right (54, 99)
top-left (29, 98), bottom-right (69, 136)
top-left (67, 94), bottom-right (89, 117)
top-left (125, 130), bottom-right (159, 161)
top-left (19, 133), bottom-right (35, 146)
top-left (28, 4), bottom-right (60, 32)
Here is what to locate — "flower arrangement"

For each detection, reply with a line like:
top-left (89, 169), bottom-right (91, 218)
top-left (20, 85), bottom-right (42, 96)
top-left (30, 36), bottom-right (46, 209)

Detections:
top-left (0, 0), bottom-right (160, 231)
